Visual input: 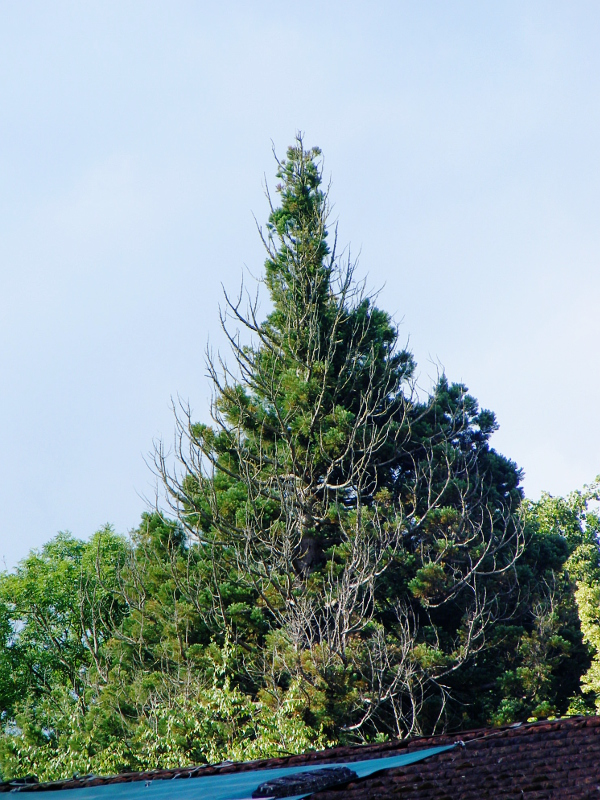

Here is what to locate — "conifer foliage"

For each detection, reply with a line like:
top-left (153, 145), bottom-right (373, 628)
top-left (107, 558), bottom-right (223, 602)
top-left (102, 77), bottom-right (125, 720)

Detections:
top-left (158, 136), bottom-right (526, 739)
top-left (0, 139), bottom-right (597, 780)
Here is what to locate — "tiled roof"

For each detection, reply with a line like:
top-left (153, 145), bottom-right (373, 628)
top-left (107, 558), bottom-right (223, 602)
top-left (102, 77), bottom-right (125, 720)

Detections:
top-left (2, 715), bottom-right (600, 798)
top-left (312, 716), bottom-right (600, 799)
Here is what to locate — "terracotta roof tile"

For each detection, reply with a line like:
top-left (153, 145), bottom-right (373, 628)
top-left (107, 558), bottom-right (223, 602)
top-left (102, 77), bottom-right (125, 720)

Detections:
top-left (2, 716), bottom-right (600, 798)
top-left (310, 717), bottom-right (600, 799)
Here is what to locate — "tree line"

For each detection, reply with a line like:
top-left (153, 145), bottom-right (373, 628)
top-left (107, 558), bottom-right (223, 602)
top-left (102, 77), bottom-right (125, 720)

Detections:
top-left (1, 138), bottom-right (599, 780)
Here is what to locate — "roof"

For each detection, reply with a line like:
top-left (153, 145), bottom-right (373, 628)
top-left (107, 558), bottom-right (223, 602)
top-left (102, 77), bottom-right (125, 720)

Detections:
top-left (311, 715), bottom-right (600, 799)
top-left (2, 715), bottom-right (600, 799)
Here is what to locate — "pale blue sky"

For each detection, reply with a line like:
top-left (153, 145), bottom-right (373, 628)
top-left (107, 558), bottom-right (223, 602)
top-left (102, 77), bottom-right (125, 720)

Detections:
top-left (2, 1), bottom-right (600, 568)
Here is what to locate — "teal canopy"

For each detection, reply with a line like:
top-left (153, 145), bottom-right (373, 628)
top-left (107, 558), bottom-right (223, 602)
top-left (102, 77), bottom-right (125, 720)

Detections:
top-left (44, 744), bottom-right (456, 800)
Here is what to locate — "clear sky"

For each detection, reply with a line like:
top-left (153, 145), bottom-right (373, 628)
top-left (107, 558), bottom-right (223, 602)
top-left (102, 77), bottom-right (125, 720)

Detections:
top-left (2, 1), bottom-right (600, 569)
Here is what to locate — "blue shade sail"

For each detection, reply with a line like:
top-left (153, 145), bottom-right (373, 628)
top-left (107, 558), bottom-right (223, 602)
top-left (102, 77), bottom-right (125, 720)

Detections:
top-left (39, 744), bottom-right (456, 800)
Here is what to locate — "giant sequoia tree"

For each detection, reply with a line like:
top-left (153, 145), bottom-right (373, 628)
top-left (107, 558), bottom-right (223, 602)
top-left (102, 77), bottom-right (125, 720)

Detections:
top-left (158, 137), bottom-right (525, 739)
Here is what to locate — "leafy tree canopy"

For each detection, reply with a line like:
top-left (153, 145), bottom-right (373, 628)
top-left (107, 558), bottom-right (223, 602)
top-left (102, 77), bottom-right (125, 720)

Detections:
top-left (1, 139), bottom-right (599, 779)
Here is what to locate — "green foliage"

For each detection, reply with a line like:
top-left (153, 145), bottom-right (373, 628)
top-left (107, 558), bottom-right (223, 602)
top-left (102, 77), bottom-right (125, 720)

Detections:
top-left (0, 645), bottom-right (327, 781)
top-left (160, 137), bottom-right (527, 740)
top-left (482, 483), bottom-right (600, 724)
top-left (2, 141), bottom-right (600, 779)
top-left (0, 528), bottom-right (127, 720)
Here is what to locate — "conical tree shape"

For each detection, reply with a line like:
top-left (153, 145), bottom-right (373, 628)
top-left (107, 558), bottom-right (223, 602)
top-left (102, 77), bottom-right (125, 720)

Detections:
top-left (159, 137), bottom-right (524, 739)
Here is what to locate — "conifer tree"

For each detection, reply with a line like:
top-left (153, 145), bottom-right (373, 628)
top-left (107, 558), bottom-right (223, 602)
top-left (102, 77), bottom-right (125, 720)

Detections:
top-left (158, 137), bottom-right (525, 738)
top-left (2, 142), bottom-right (596, 782)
